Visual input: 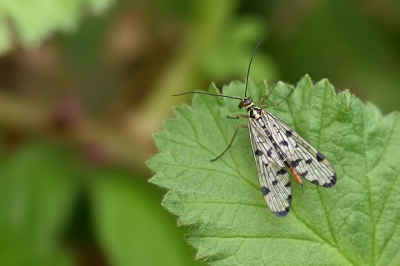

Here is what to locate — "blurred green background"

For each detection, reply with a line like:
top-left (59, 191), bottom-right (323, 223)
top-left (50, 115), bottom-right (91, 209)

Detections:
top-left (0, 0), bottom-right (399, 265)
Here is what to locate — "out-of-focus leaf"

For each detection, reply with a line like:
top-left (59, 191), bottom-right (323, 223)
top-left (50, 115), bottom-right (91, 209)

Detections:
top-left (0, 0), bottom-right (115, 54)
top-left (203, 17), bottom-right (277, 83)
top-left (0, 142), bottom-right (77, 265)
top-left (89, 170), bottom-right (205, 266)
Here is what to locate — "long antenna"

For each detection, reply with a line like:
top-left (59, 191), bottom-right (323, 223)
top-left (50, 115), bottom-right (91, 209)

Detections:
top-left (172, 91), bottom-right (242, 101)
top-left (244, 36), bottom-right (266, 98)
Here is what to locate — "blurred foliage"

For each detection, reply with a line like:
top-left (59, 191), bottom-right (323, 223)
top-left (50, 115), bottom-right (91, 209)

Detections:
top-left (261, 0), bottom-right (400, 114)
top-left (0, 142), bottom-right (202, 265)
top-left (0, 0), bottom-right (115, 54)
top-left (0, 0), bottom-right (399, 265)
top-left (0, 143), bottom-right (75, 265)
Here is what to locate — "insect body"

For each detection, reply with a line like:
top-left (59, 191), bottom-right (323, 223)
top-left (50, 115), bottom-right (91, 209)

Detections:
top-left (173, 39), bottom-right (337, 217)
top-left (241, 96), bottom-right (336, 216)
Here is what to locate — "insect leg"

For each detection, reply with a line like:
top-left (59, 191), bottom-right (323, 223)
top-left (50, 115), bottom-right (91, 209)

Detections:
top-left (257, 80), bottom-right (275, 106)
top-left (259, 86), bottom-right (295, 108)
top-left (211, 125), bottom-right (248, 162)
top-left (226, 114), bottom-right (248, 119)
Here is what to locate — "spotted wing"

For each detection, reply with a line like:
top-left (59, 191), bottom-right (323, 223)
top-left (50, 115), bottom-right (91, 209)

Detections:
top-left (263, 110), bottom-right (337, 188)
top-left (248, 119), bottom-right (292, 217)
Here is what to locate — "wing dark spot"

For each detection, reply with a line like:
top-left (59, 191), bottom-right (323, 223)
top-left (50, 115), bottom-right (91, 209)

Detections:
top-left (301, 171), bottom-right (308, 178)
top-left (261, 186), bottom-right (270, 196)
top-left (264, 163), bottom-right (269, 168)
top-left (306, 158), bottom-right (313, 164)
top-left (311, 180), bottom-right (320, 185)
top-left (277, 167), bottom-right (287, 175)
top-left (272, 180), bottom-right (278, 186)
top-left (255, 149), bottom-right (263, 156)
top-left (286, 130), bottom-right (293, 137)
top-left (270, 138), bottom-right (276, 145)
top-left (291, 159), bottom-right (302, 167)
top-left (285, 181), bottom-right (291, 187)
top-left (274, 207), bottom-right (290, 217)
top-left (279, 140), bottom-right (288, 146)
top-left (267, 148), bottom-right (273, 157)
top-left (277, 151), bottom-right (286, 160)
top-left (316, 151), bottom-right (325, 162)
top-left (323, 182), bottom-right (334, 188)
top-left (287, 194), bottom-right (292, 204)
top-left (323, 174), bottom-right (337, 188)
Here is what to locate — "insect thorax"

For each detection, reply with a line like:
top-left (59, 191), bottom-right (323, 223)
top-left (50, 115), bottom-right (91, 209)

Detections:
top-left (247, 104), bottom-right (262, 119)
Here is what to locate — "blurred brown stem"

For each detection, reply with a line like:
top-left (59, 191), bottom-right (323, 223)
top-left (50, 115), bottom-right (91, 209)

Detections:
top-left (128, 0), bottom-right (237, 148)
top-left (0, 91), bottom-right (149, 174)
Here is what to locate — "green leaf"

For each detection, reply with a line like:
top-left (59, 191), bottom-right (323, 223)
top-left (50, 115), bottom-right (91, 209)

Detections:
top-left (0, 142), bottom-right (77, 265)
top-left (89, 170), bottom-right (205, 266)
top-left (148, 75), bottom-right (400, 265)
top-left (0, 0), bottom-right (115, 54)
